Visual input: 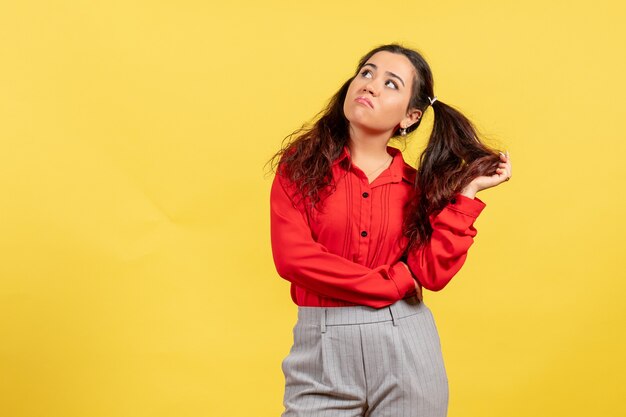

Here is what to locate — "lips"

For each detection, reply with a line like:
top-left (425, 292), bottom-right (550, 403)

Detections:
top-left (355, 96), bottom-right (373, 109)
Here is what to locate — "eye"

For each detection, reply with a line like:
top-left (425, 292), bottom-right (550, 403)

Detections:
top-left (360, 69), bottom-right (373, 78)
top-left (385, 80), bottom-right (398, 89)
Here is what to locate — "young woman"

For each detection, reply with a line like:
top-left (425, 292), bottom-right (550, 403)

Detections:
top-left (268, 43), bottom-right (512, 417)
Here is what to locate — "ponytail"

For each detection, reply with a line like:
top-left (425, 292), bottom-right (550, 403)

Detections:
top-left (403, 99), bottom-right (501, 251)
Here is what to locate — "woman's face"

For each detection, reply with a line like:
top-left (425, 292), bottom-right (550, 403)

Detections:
top-left (343, 51), bottom-right (422, 136)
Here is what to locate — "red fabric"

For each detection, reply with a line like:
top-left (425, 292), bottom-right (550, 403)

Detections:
top-left (270, 145), bottom-right (486, 308)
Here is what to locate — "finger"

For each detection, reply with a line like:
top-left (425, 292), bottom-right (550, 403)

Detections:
top-left (414, 278), bottom-right (421, 289)
top-left (496, 168), bottom-right (511, 181)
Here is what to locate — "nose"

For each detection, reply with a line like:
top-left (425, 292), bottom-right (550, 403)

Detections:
top-left (362, 79), bottom-right (378, 96)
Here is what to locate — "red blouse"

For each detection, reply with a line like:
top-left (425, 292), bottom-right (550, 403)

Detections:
top-left (270, 145), bottom-right (486, 308)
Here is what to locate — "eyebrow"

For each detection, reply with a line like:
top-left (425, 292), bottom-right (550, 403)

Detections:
top-left (362, 63), bottom-right (406, 87)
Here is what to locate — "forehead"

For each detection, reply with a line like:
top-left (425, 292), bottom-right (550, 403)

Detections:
top-left (363, 51), bottom-right (415, 79)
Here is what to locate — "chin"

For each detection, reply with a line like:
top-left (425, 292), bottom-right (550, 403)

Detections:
top-left (345, 109), bottom-right (372, 128)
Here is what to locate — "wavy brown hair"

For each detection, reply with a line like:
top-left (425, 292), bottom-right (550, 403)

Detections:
top-left (267, 43), bottom-right (502, 251)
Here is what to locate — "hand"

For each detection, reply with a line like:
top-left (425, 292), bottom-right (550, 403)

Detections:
top-left (461, 151), bottom-right (512, 197)
top-left (414, 279), bottom-right (423, 302)
top-left (400, 262), bottom-right (423, 301)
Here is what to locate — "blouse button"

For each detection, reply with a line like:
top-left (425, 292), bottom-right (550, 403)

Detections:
top-left (450, 197), bottom-right (457, 204)
top-left (362, 192), bottom-right (369, 198)
top-left (361, 231), bottom-right (368, 237)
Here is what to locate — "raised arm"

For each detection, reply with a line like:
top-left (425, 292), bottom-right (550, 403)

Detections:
top-left (406, 194), bottom-right (486, 291)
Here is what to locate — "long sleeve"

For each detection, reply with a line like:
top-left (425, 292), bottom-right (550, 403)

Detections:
top-left (270, 173), bottom-right (416, 308)
top-left (406, 193), bottom-right (486, 291)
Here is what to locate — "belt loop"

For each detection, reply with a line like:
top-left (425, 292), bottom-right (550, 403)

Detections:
top-left (320, 308), bottom-right (327, 333)
top-left (388, 305), bottom-right (398, 326)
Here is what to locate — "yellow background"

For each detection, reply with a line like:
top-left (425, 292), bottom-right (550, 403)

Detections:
top-left (1, 1), bottom-right (624, 416)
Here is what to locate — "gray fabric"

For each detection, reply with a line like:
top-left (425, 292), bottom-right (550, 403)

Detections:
top-left (281, 297), bottom-right (449, 417)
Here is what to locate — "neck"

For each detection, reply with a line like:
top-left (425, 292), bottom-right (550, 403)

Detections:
top-left (347, 124), bottom-right (392, 161)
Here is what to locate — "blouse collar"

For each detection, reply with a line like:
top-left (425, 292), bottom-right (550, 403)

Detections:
top-left (333, 144), bottom-right (416, 184)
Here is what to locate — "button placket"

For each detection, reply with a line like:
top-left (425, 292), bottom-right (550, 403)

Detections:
top-left (356, 180), bottom-right (372, 263)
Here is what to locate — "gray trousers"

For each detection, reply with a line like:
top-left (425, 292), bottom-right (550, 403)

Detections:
top-left (280, 296), bottom-right (449, 417)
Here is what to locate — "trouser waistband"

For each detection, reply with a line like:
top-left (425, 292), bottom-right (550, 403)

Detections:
top-left (296, 296), bottom-right (426, 333)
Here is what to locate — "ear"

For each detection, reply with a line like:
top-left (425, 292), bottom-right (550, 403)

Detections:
top-left (401, 108), bottom-right (422, 129)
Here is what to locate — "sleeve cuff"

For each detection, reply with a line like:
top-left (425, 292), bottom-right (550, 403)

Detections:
top-left (446, 193), bottom-right (486, 217)
top-left (388, 262), bottom-right (418, 299)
